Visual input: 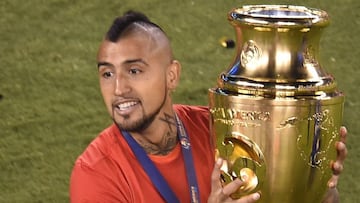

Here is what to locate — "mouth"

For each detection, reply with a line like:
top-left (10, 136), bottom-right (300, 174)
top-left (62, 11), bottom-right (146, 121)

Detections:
top-left (113, 100), bottom-right (140, 115)
top-left (117, 101), bottom-right (138, 110)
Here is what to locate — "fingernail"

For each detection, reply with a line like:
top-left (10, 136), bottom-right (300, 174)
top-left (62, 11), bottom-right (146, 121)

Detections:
top-left (241, 174), bottom-right (248, 181)
top-left (340, 126), bottom-right (347, 136)
top-left (216, 158), bottom-right (223, 166)
top-left (253, 193), bottom-right (260, 200)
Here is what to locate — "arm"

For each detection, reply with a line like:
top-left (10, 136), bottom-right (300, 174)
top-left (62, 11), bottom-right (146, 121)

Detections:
top-left (321, 126), bottom-right (348, 203)
top-left (208, 158), bottom-right (260, 203)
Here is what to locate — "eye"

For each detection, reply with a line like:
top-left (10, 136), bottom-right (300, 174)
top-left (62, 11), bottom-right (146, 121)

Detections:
top-left (129, 68), bottom-right (142, 75)
top-left (102, 71), bottom-right (114, 78)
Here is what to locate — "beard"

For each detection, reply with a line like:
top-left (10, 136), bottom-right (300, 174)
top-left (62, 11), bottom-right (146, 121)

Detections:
top-left (112, 90), bottom-right (167, 133)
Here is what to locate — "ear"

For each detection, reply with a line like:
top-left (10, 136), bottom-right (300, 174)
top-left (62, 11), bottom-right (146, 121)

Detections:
top-left (167, 60), bottom-right (181, 90)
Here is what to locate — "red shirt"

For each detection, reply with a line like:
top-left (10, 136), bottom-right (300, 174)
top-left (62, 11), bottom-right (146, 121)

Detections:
top-left (70, 105), bottom-right (215, 203)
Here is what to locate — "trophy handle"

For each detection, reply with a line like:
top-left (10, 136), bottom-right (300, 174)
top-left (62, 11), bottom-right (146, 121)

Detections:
top-left (217, 132), bottom-right (266, 197)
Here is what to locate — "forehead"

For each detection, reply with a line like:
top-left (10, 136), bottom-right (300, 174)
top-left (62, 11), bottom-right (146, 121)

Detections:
top-left (99, 33), bottom-right (152, 54)
top-left (97, 31), bottom-right (169, 63)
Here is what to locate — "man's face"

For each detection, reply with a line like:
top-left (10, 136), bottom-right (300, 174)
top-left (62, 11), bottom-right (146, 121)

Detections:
top-left (97, 33), bottom-right (177, 132)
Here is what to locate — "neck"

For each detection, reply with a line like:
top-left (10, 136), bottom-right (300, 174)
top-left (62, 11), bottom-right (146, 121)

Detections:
top-left (136, 130), bottom-right (178, 155)
top-left (132, 112), bottom-right (178, 156)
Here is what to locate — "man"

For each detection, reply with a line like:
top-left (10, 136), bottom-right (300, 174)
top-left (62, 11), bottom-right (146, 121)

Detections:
top-left (70, 11), bottom-right (347, 203)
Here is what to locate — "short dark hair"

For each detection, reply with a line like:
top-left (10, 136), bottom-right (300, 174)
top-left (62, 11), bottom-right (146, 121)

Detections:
top-left (105, 10), bottom-right (164, 42)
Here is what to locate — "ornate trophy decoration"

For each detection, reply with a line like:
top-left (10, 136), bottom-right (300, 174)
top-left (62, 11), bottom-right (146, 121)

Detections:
top-left (208, 5), bottom-right (344, 202)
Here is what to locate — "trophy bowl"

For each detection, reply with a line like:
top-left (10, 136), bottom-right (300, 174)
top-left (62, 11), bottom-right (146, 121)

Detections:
top-left (209, 5), bottom-right (344, 202)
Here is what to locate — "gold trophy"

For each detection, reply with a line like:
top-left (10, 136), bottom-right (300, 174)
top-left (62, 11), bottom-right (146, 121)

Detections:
top-left (209, 5), bottom-right (344, 202)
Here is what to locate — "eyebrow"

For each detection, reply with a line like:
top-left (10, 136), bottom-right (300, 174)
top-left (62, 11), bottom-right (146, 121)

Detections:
top-left (97, 59), bottom-right (149, 69)
top-left (123, 58), bottom-right (149, 66)
top-left (97, 61), bottom-right (113, 69)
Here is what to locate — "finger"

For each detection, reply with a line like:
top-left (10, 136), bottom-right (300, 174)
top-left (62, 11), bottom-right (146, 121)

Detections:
top-left (332, 127), bottom-right (347, 169)
top-left (333, 141), bottom-right (347, 174)
top-left (328, 161), bottom-right (340, 188)
top-left (339, 126), bottom-right (347, 143)
top-left (222, 179), bottom-right (261, 202)
top-left (210, 158), bottom-right (224, 193)
top-left (328, 174), bottom-right (339, 188)
top-left (234, 193), bottom-right (261, 203)
top-left (222, 178), bottom-right (244, 196)
top-left (332, 160), bottom-right (344, 175)
top-left (328, 127), bottom-right (348, 188)
top-left (333, 127), bottom-right (347, 172)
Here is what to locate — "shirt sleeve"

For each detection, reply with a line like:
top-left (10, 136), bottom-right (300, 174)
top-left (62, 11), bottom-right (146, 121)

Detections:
top-left (69, 160), bottom-right (129, 203)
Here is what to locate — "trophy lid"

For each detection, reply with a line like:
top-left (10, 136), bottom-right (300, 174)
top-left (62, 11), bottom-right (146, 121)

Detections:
top-left (229, 5), bottom-right (329, 27)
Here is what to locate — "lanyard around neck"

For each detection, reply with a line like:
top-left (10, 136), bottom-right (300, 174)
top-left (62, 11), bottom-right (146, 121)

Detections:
top-left (119, 114), bottom-right (200, 203)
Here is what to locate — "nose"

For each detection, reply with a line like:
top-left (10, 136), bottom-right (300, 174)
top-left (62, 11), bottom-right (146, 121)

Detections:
top-left (114, 73), bottom-right (131, 96)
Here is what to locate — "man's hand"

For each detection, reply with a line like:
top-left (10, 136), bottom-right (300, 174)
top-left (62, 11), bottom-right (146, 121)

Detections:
top-left (322, 126), bottom-right (348, 203)
top-left (329, 126), bottom-right (348, 188)
top-left (208, 158), bottom-right (260, 203)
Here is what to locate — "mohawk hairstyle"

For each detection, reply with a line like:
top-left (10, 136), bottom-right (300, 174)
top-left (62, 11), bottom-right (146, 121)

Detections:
top-left (105, 10), bottom-right (164, 42)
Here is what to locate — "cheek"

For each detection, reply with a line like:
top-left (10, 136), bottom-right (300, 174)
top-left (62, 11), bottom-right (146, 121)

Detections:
top-left (142, 78), bottom-right (167, 102)
top-left (100, 82), bottom-right (113, 107)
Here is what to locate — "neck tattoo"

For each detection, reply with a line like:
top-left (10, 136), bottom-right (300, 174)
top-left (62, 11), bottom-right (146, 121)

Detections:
top-left (139, 112), bottom-right (178, 155)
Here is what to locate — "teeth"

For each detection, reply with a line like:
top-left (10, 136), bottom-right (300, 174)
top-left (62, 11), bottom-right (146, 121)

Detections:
top-left (117, 101), bottom-right (137, 110)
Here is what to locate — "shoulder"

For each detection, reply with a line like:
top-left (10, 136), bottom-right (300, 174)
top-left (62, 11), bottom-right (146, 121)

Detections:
top-left (173, 104), bottom-right (210, 135)
top-left (173, 104), bottom-right (215, 174)
top-left (173, 104), bottom-right (209, 119)
top-left (70, 124), bottom-right (130, 202)
top-left (72, 124), bottom-right (120, 170)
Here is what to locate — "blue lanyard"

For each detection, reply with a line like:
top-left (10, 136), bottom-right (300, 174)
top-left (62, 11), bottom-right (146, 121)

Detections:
top-left (120, 114), bottom-right (200, 203)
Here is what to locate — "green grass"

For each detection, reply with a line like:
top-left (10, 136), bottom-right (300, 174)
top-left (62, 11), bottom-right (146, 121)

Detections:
top-left (0, 0), bottom-right (359, 202)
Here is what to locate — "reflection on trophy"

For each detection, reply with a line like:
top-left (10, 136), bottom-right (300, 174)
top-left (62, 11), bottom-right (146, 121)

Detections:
top-left (208, 5), bottom-right (344, 202)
